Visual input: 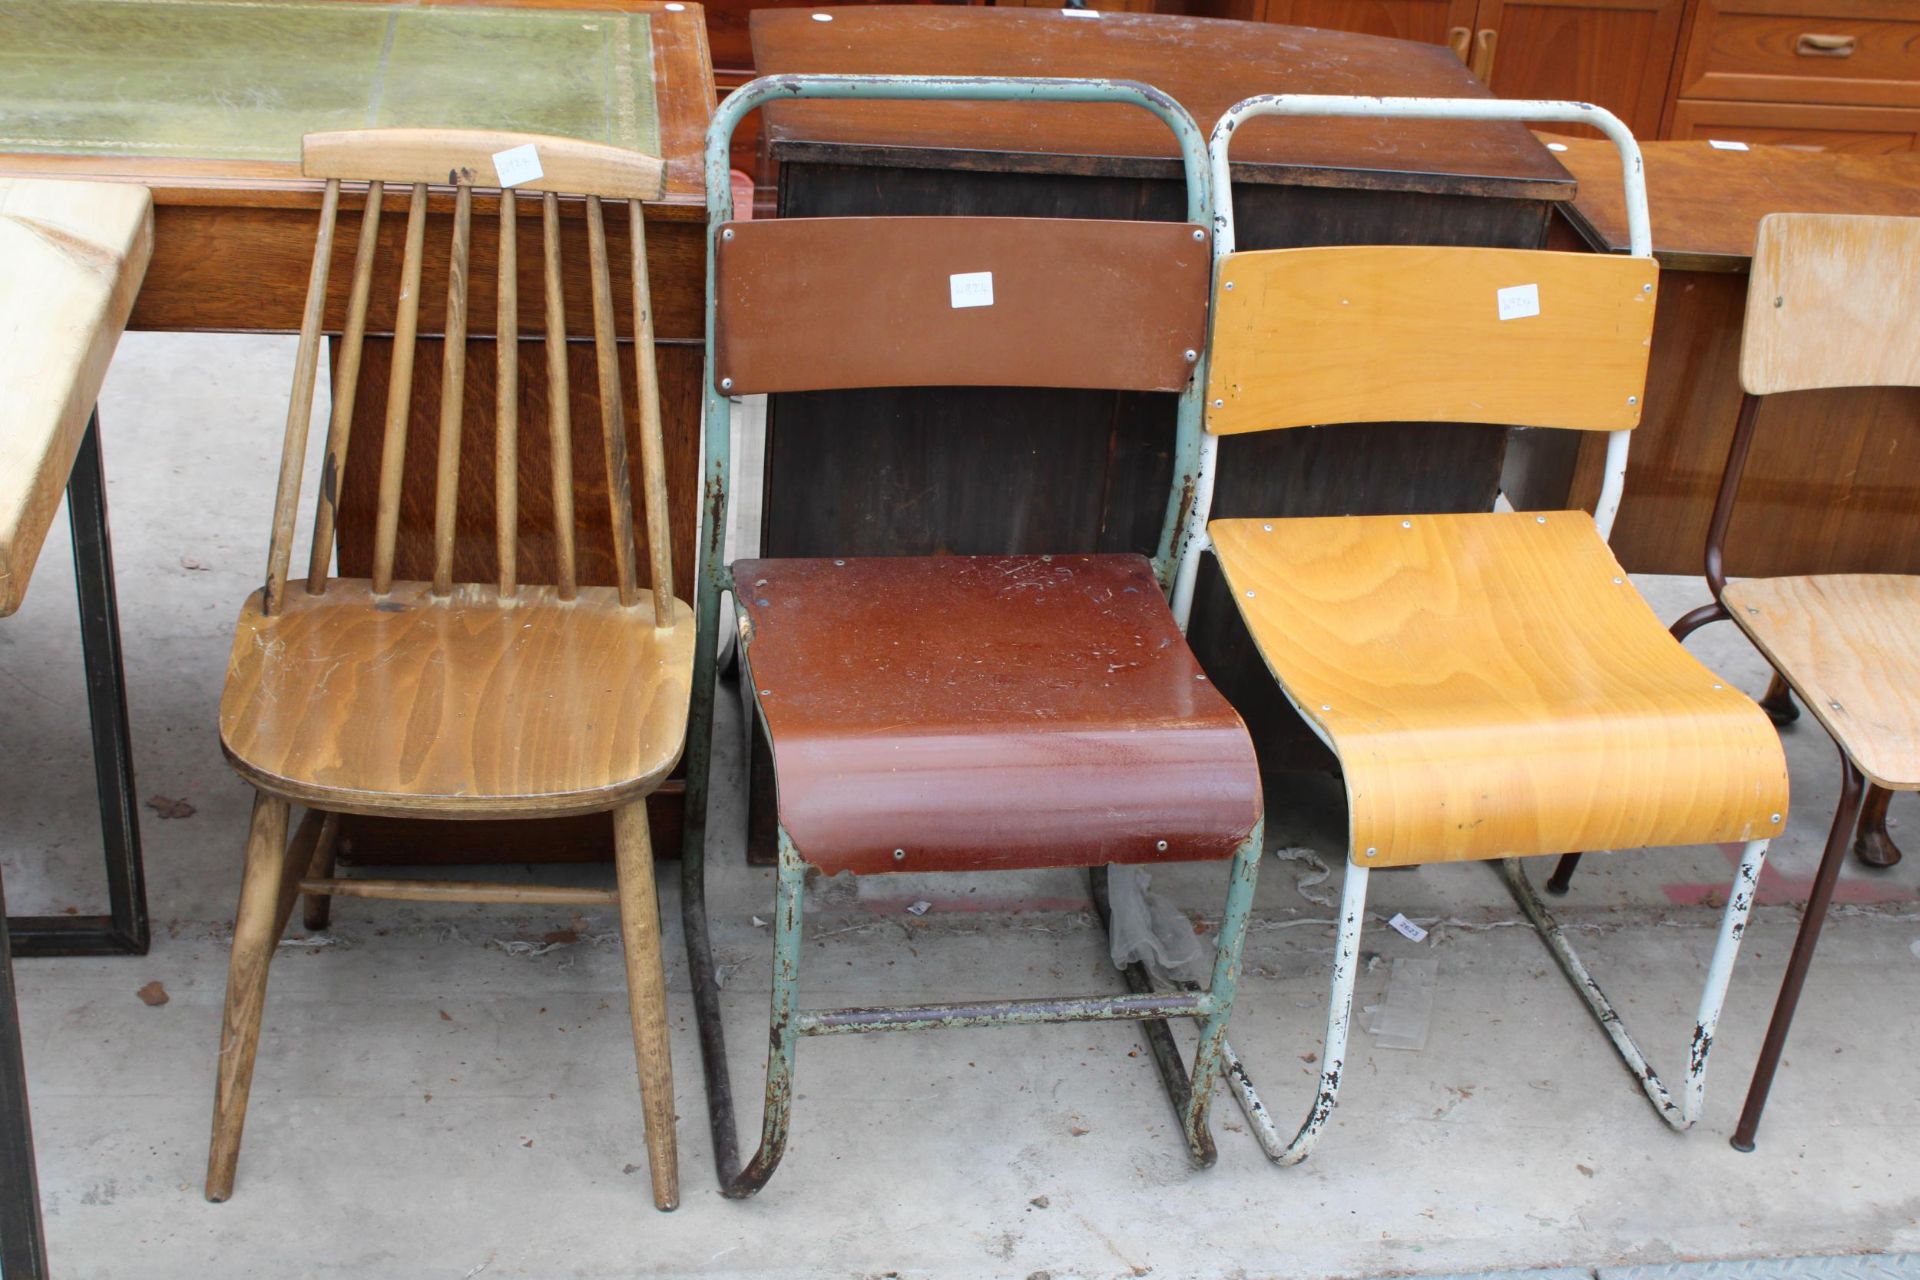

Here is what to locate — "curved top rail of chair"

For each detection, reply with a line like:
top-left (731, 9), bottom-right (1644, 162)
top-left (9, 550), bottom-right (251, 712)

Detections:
top-left (705, 75), bottom-right (1211, 229)
top-left (302, 128), bottom-right (667, 201)
top-left (1208, 96), bottom-right (1649, 260)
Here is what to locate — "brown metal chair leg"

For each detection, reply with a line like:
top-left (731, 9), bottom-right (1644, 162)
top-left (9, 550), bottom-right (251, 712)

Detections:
top-left (1850, 783), bottom-right (1902, 870)
top-left (1731, 750), bottom-right (1865, 1152)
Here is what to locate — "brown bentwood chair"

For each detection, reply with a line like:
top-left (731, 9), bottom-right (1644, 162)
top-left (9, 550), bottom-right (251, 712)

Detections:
top-left (1656, 213), bottom-right (1920, 1152)
top-left (205, 129), bottom-right (690, 1210)
top-left (679, 76), bottom-right (1264, 1199)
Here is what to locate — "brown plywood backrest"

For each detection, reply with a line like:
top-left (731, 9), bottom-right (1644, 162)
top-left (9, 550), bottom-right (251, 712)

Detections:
top-left (1742, 213), bottom-right (1920, 396)
top-left (712, 216), bottom-right (1210, 395)
top-left (1205, 245), bottom-right (1658, 436)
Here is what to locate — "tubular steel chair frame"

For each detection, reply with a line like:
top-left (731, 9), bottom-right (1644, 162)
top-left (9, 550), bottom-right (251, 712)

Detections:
top-left (1187, 95), bottom-right (1778, 1166)
top-left (681, 74), bottom-right (1263, 1199)
top-left (204, 129), bottom-right (685, 1211)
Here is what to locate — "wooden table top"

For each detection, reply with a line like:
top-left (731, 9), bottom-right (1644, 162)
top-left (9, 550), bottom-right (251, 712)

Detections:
top-left (1546, 134), bottom-right (1920, 273)
top-left (0, 0), bottom-right (713, 214)
top-left (0, 178), bottom-right (152, 616)
top-left (751, 6), bottom-right (1571, 201)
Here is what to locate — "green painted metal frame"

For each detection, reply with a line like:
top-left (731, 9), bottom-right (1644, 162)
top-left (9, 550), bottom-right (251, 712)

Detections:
top-left (679, 73), bottom-right (1259, 1200)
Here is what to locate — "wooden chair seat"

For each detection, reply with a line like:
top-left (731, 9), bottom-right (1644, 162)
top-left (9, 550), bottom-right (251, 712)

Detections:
top-left (220, 579), bottom-right (694, 818)
top-left (734, 553), bottom-right (1261, 877)
top-left (1210, 510), bottom-right (1788, 866)
top-left (1726, 574), bottom-right (1920, 791)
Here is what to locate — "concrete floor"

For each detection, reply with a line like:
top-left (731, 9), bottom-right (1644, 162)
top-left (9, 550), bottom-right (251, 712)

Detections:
top-left (3, 333), bottom-right (1918, 1279)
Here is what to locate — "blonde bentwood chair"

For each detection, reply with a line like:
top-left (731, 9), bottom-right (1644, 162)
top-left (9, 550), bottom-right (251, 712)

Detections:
top-left (205, 130), bottom-right (690, 1209)
top-left (1180, 96), bottom-right (1790, 1165)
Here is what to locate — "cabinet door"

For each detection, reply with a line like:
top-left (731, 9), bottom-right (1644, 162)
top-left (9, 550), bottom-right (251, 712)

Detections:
top-left (1472, 0), bottom-right (1687, 139)
top-left (1264, 0), bottom-right (1478, 47)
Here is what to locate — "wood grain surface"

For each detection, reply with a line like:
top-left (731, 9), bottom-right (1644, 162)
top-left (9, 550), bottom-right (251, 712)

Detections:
top-left (1205, 244), bottom-right (1656, 435)
top-left (219, 581), bottom-right (694, 818)
top-left (1210, 510), bottom-right (1789, 865)
top-left (304, 128), bottom-right (667, 201)
top-left (714, 216), bottom-right (1211, 395)
top-left (751, 6), bottom-right (1571, 199)
top-left (1545, 134), bottom-right (1920, 272)
top-left (1742, 212), bottom-right (1920, 395)
top-left (1726, 573), bottom-right (1920, 791)
top-left (0, 178), bottom-right (152, 615)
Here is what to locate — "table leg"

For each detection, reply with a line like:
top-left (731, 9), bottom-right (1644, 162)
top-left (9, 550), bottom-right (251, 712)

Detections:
top-left (0, 873), bottom-right (50, 1280)
top-left (8, 412), bottom-right (150, 958)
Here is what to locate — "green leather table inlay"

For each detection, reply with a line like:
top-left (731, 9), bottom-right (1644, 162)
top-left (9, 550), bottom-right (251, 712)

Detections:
top-left (0, 0), bottom-right (659, 162)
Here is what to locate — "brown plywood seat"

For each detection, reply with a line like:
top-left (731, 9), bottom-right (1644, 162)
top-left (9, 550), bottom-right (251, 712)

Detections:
top-left (1726, 574), bottom-right (1920, 792)
top-left (220, 579), bottom-right (695, 818)
top-left (1210, 511), bottom-right (1788, 866)
top-left (734, 554), bottom-right (1261, 876)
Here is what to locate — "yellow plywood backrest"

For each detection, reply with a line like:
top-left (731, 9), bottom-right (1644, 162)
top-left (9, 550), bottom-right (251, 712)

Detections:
top-left (1204, 245), bottom-right (1658, 436)
top-left (1742, 213), bottom-right (1920, 396)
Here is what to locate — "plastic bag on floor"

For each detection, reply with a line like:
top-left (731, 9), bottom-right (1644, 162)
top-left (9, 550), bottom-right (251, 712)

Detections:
top-left (1107, 863), bottom-right (1210, 986)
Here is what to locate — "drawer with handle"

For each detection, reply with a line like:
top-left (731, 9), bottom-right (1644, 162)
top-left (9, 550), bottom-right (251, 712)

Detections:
top-left (1677, 0), bottom-right (1920, 108)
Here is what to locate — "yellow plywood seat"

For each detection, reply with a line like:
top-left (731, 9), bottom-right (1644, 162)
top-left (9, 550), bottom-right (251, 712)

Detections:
top-left (220, 581), bottom-right (693, 818)
top-left (1212, 510), bottom-right (1790, 866)
top-left (1725, 574), bottom-right (1920, 792)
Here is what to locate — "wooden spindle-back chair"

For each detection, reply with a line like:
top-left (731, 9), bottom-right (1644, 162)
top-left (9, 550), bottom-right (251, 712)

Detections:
top-left (206, 129), bottom-right (690, 1212)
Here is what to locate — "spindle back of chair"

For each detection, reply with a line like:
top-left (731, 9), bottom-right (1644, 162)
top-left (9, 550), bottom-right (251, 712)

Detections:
top-left (263, 128), bottom-right (673, 622)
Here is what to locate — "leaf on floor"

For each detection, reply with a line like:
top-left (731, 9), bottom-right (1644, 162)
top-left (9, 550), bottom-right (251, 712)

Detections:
top-left (146, 794), bottom-right (195, 819)
top-left (136, 980), bottom-right (169, 1006)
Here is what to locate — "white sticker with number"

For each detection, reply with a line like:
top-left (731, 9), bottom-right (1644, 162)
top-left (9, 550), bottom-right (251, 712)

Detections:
top-left (1388, 913), bottom-right (1429, 943)
top-left (493, 143), bottom-right (545, 189)
top-left (950, 271), bottom-right (995, 309)
top-left (1497, 282), bottom-right (1541, 322)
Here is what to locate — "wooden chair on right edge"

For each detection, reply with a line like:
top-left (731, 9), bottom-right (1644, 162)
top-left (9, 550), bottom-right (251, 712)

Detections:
top-left (1652, 212), bottom-right (1918, 1152)
top-left (204, 129), bottom-right (689, 1210)
top-left (1182, 95), bottom-right (1791, 1165)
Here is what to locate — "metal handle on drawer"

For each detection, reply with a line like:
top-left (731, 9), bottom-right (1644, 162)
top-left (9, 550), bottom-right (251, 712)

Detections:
top-left (1470, 27), bottom-right (1498, 81)
top-left (1448, 26), bottom-right (1472, 63)
top-left (1796, 32), bottom-right (1856, 57)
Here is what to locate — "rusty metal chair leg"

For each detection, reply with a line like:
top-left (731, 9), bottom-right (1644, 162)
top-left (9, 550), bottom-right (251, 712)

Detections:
top-left (1087, 867), bottom-right (1197, 1125)
top-left (1227, 861), bottom-right (1370, 1166)
top-left (1506, 843), bottom-right (1768, 1130)
top-left (1733, 752), bottom-right (1865, 1152)
top-left (1179, 824), bottom-right (1264, 1166)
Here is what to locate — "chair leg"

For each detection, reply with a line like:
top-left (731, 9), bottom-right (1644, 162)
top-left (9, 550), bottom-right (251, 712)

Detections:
top-left (1758, 670), bottom-right (1800, 726)
top-left (205, 792), bottom-right (292, 1203)
top-left (1224, 861), bottom-right (1369, 1166)
top-left (1850, 783), bottom-right (1902, 870)
top-left (1179, 822), bottom-right (1265, 1167)
top-left (300, 812), bottom-right (340, 932)
top-left (1733, 755), bottom-right (1865, 1152)
top-left (612, 800), bottom-right (679, 1211)
top-left (719, 833), bottom-right (805, 1199)
top-left (1504, 840), bottom-right (1768, 1131)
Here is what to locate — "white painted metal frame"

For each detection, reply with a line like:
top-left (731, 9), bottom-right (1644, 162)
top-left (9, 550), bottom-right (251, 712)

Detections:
top-left (1185, 95), bottom-right (1768, 1166)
